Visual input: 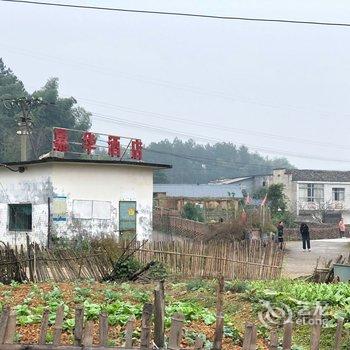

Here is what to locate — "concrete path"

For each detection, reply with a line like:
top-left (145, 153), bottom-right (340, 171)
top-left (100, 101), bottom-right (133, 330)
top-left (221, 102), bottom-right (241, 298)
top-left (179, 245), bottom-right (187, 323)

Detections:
top-left (283, 238), bottom-right (350, 278)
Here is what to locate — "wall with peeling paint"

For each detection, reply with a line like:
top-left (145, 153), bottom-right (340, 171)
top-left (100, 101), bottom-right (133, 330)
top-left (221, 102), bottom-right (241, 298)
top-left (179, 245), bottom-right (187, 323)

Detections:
top-left (0, 164), bottom-right (54, 246)
top-left (0, 161), bottom-right (154, 246)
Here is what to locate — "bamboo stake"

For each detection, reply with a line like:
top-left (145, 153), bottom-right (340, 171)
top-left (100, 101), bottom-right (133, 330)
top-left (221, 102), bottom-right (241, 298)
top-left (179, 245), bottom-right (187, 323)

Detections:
top-left (38, 309), bottom-right (50, 345)
top-left (310, 309), bottom-right (322, 350)
top-left (334, 317), bottom-right (344, 350)
top-left (212, 275), bottom-right (225, 350)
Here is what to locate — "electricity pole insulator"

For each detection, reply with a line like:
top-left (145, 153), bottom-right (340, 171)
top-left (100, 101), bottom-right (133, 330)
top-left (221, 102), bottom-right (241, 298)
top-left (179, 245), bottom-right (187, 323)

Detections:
top-left (3, 97), bottom-right (48, 162)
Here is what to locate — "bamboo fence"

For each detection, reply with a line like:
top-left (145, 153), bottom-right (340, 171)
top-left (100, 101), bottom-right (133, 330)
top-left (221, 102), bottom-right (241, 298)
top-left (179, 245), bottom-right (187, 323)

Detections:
top-left (0, 243), bottom-right (112, 283)
top-left (1, 237), bottom-right (284, 283)
top-left (127, 240), bottom-right (284, 280)
top-left (153, 212), bottom-right (209, 239)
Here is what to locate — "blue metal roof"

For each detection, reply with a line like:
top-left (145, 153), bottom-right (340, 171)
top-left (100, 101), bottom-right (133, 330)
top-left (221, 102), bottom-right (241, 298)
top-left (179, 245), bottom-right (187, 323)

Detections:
top-left (153, 184), bottom-right (243, 198)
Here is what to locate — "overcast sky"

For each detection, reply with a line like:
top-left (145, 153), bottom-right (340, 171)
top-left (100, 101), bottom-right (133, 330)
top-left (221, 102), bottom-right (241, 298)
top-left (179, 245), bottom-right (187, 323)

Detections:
top-left (1, 0), bottom-right (350, 170)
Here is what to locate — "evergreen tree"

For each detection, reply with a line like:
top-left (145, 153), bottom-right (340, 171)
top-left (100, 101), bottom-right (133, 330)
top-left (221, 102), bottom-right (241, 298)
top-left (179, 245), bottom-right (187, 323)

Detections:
top-left (144, 138), bottom-right (293, 184)
top-left (0, 59), bottom-right (91, 161)
top-left (30, 78), bottom-right (91, 158)
top-left (0, 58), bottom-right (28, 161)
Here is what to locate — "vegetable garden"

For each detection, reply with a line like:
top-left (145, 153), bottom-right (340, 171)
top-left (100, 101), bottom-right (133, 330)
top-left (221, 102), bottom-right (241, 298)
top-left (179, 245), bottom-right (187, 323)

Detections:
top-left (0, 278), bottom-right (349, 349)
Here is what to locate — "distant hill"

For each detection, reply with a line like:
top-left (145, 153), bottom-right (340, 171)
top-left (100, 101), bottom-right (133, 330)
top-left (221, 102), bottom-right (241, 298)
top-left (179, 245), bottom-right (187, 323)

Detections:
top-left (143, 138), bottom-right (293, 184)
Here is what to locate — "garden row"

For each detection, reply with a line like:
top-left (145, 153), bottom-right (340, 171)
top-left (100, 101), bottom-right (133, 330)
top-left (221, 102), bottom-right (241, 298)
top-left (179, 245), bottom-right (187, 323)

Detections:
top-left (1, 279), bottom-right (350, 349)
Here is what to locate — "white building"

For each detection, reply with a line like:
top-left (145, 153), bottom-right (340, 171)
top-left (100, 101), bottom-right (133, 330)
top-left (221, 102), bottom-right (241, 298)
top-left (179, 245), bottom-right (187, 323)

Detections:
top-left (271, 168), bottom-right (350, 223)
top-left (210, 168), bottom-right (350, 223)
top-left (0, 157), bottom-right (170, 246)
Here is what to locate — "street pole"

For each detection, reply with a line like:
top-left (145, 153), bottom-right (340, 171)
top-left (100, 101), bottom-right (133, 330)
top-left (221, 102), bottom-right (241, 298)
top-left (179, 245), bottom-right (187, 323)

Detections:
top-left (18, 117), bottom-right (29, 161)
top-left (14, 99), bottom-right (35, 161)
top-left (2, 97), bottom-right (48, 161)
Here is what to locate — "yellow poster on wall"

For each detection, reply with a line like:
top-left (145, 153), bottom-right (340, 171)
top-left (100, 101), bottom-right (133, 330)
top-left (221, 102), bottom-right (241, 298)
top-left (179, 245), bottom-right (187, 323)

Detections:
top-left (52, 196), bottom-right (67, 222)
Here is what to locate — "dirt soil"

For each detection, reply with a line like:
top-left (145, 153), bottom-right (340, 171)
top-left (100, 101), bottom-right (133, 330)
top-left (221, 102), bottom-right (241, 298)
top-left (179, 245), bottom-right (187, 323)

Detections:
top-left (0, 281), bottom-right (268, 350)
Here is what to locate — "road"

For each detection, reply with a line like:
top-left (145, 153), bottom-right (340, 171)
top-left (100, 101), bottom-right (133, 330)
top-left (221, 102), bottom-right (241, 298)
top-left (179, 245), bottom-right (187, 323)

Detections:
top-left (283, 238), bottom-right (350, 278)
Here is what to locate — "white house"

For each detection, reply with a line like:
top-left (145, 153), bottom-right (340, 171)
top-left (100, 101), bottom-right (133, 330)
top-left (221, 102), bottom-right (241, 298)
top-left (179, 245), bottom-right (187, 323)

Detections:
top-left (0, 157), bottom-right (170, 246)
top-left (210, 168), bottom-right (350, 223)
top-left (271, 168), bottom-right (350, 223)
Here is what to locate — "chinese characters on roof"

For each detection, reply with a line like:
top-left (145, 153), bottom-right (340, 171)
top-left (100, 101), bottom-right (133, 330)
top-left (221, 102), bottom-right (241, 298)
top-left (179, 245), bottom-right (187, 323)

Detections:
top-left (52, 128), bottom-right (143, 161)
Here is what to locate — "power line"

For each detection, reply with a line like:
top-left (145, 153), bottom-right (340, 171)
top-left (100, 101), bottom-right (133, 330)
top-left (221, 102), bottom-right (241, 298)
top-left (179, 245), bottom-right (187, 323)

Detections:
top-left (79, 98), bottom-right (350, 152)
top-left (2, 43), bottom-right (348, 121)
top-left (4, 45), bottom-right (350, 152)
top-left (2, 0), bottom-right (350, 27)
top-left (90, 112), bottom-right (350, 163)
top-left (144, 148), bottom-right (275, 172)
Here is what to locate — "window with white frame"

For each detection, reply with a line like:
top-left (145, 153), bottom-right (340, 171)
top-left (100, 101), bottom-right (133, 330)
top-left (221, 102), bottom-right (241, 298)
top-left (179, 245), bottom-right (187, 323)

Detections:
top-left (332, 188), bottom-right (345, 201)
top-left (299, 184), bottom-right (324, 202)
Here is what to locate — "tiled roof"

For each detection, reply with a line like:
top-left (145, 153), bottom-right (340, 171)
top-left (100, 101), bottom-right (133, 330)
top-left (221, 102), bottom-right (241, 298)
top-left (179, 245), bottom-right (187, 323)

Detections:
top-left (287, 169), bottom-right (350, 182)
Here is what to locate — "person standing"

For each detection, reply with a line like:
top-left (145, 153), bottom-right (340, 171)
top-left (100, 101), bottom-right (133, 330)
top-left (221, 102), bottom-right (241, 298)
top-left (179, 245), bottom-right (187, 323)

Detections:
top-left (276, 221), bottom-right (284, 250)
top-left (338, 218), bottom-right (346, 238)
top-left (300, 223), bottom-right (311, 252)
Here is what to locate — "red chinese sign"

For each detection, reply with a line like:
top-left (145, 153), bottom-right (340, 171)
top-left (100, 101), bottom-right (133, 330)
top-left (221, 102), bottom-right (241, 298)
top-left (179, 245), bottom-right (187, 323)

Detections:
top-left (53, 128), bottom-right (69, 152)
top-left (82, 132), bottom-right (97, 155)
top-left (131, 139), bottom-right (142, 160)
top-left (108, 136), bottom-right (121, 157)
top-left (52, 128), bottom-right (143, 160)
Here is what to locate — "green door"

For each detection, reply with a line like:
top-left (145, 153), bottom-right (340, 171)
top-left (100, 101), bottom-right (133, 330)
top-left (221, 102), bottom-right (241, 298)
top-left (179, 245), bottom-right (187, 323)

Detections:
top-left (119, 201), bottom-right (137, 238)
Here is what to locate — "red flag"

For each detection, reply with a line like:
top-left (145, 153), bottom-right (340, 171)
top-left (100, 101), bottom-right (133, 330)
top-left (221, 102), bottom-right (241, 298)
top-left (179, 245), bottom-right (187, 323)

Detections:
top-left (261, 194), bottom-right (268, 206)
top-left (245, 194), bottom-right (251, 205)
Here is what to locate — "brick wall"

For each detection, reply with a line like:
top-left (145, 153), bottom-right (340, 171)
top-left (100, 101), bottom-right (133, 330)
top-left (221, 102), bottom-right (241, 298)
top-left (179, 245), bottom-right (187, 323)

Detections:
top-left (284, 224), bottom-right (349, 241)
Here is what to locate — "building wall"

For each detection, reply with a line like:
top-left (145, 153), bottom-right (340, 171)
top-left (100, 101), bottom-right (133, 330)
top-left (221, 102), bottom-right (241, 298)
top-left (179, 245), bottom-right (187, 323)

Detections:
top-left (296, 181), bottom-right (350, 223)
top-left (271, 169), bottom-right (296, 210)
top-left (236, 178), bottom-right (254, 193)
top-left (0, 162), bottom-right (154, 246)
top-left (0, 164), bottom-right (54, 246)
top-left (51, 163), bottom-right (154, 240)
top-left (252, 175), bottom-right (271, 190)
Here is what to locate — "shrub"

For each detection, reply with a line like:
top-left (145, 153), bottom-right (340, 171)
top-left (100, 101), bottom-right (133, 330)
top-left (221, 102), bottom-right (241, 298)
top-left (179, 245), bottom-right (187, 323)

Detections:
top-left (272, 210), bottom-right (297, 228)
top-left (147, 262), bottom-right (168, 280)
top-left (182, 203), bottom-right (204, 222)
top-left (110, 258), bottom-right (142, 281)
top-left (90, 235), bottom-right (123, 260)
top-left (206, 220), bottom-right (247, 242)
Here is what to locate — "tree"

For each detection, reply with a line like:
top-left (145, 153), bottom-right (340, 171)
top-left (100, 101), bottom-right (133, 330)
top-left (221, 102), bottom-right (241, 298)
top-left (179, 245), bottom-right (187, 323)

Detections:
top-left (267, 184), bottom-right (287, 214)
top-left (254, 183), bottom-right (296, 227)
top-left (0, 58), bottom-right (28, 161)
top-left (252, 187), bottom-right (268, 199)
top-left (0, 60), bottom-right (91, 161)
top-left (182, 203), bottom-right (204, 222)
top-left (30, 78), bottom-right (91, 158)
top-left (143, 138), bottom-right (293, 184)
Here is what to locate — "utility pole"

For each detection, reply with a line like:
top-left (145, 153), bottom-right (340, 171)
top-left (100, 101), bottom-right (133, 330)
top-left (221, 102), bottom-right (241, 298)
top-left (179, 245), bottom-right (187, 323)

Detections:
top-left (3, 97), bottom-right (47, 161)
top-left (16, 101), bottom-right (32, 162)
